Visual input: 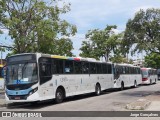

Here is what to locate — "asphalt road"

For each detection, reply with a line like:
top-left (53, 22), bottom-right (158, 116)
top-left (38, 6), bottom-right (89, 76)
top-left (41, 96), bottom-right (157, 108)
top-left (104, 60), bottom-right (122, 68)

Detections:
top-left (1, 82), bottom-right (160, 120)
top-left (0, 81), bottom-right (160, 112)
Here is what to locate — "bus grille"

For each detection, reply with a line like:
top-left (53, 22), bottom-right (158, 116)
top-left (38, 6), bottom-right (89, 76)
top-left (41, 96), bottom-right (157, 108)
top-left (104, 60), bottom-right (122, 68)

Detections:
top-left (8, 95), bottom-right (27, 100)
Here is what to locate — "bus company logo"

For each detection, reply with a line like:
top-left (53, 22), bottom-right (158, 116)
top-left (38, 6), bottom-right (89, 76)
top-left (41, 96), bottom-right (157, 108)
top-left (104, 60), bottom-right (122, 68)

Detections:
top-left (2, 112), bottom-right (12, 117)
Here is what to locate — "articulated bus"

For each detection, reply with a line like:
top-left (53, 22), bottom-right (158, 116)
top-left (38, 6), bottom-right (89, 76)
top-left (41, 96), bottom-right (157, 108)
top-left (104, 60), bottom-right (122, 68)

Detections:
top-left (5, 53), bottom-right (114, 103)
top-left (113, 64), bottom-right (142, 90)
top-left (141, 68), bottom-right (157, 84)
top-left (0, 64), bottom-right (4, 90)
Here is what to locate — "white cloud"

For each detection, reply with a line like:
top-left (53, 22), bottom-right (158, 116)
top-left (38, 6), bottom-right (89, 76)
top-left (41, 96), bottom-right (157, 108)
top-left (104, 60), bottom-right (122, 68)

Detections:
top-left (60, 0), bottom-right (160, 56)
top-left (62, 0), bottom-right (160, 31)
top-left (0, 29), bottom-right (9, 34)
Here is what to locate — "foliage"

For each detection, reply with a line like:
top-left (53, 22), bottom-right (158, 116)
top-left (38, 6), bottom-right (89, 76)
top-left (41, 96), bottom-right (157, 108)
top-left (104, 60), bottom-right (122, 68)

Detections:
top-left (80, 25), bottom-right (123, 62)
top-left (144, 53), bottom-right (160, 69)
top-left (0, 0), bottom-right (77, 56)
top-left (123, 8), bottom-right (160, 54)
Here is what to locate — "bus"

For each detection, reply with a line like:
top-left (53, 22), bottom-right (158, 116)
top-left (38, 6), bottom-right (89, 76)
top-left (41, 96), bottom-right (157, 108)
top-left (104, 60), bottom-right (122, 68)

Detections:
top-left (0, 64), bottom-right (4, 90)
top-left (5, 53), bottom-right (114, 103)
top-left (157, 69), bottom-right (160, 80)
top-left (141, 68), bottom-right (157, 84)
top-left (113, 63), bottom-right (142, 90)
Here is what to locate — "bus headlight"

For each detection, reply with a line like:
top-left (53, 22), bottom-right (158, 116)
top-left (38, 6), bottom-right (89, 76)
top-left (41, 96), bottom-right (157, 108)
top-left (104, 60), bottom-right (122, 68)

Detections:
top-left (29, 87), bottom-right (38, 95)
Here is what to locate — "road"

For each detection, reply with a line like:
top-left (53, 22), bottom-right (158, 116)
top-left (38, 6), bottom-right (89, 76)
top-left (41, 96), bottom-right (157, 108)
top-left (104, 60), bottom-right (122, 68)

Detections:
top-left (0, 82), bottom-right (160, 112)
top-left (0, 82), bottom-right (160, 120)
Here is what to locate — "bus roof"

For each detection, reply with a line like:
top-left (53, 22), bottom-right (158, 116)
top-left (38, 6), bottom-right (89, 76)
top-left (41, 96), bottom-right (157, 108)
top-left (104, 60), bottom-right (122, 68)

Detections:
top-left (114, 63), bottom-right (140, 68)
top-left (7, 53), bottom-right (112, 64)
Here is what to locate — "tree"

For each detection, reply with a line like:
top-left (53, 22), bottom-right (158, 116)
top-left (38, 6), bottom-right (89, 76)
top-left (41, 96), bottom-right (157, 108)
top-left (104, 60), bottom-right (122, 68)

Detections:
top-left (144, 53), bottom-right (160, 68)
top-left (80, 25), bottom-right (122, 61)
top-left (123, 8), bottom-right (160, 54)
top-left (0, 0), bottom-right (77, 56)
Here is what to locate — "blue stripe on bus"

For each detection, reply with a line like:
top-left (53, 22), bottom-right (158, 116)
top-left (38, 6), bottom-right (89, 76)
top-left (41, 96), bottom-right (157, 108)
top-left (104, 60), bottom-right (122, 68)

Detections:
top-left (6, 88), bottom-right (32, 95)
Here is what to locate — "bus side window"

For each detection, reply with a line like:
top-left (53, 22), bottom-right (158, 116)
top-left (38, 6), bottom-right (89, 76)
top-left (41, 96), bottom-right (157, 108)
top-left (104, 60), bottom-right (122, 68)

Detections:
top-left (39, 57), bottom-right (52, 85)
top-left (53, 59), bottom-right (64, 74)
top-left (82, 62), bottom-right (89, 74)
top-left (102, 64), bottom-right (107, 74)
top-left (123, 67), bottom-right (125, 74)
top-left (107, 64), bottom-right (112, 74)
top-left (96, 63), bottom-right (102, 74)
top-left (74, 61), bottom-right (82, 74)
top-left (40, 63), bottom-right (51, 77)
top-left (0, 67), bottom-right (2, 78)
top-left (90, 63), bottom-right (96, 74)
top-left (64, 60), bottom-right (73, 74)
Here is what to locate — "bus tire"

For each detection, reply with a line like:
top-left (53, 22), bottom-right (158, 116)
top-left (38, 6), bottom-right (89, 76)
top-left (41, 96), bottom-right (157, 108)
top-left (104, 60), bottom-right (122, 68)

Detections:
top-left (134, 80), bottom-right (137, 88)
top-left (55, 88), bottom-right (64, 104)
top-left (121, 82), bottom-right (124, 91)
top-left (150, 79), bottom-right (152, 85)
top-left (30, 101), bottom-right (38, 105)
top-left (95, 84), bottom-right (101, 96)
top-left (155, 79), bottom-right (157, 84)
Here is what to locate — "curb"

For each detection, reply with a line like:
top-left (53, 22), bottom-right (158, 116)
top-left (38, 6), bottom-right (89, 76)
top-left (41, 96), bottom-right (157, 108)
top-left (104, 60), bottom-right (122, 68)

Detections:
top-left (0, 99), bottom-right (6, 107)
top-left (126, 99), bottom-right (151, 110)
top-left (0, 90), bottom-right (4, 94)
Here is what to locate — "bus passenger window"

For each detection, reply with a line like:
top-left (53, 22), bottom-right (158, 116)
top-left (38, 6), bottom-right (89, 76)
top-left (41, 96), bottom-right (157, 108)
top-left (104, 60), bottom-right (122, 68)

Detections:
top-left (90, 63), bottom-right (96, 74)
top-left (74, 61), bottom-right (82, 74)
top-left (96, 63), bottom-right (102, 74)
top-left (107, 64), bottom-right (112, 74)
top-left (41, 64), bottom-right (51, 77)
top-left (64, 60), bottom-right (73, 74)
top-left (102, 64), bottom-right (107, 74)
top-left (82, 62), bottom-right (89, 74)
top-left (53, 59), bottom-right (63, 74)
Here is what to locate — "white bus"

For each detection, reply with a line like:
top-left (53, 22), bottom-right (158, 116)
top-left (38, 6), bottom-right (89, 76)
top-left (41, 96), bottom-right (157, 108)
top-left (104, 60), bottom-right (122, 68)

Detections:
top-left (5, 53), bottom-right (114, 103)
top-left (113, 64), bottom-right (142, 90)
top-left (0, 64), bottom-right (4, 90)
top-left (141, 68), bottom-right (157, 84)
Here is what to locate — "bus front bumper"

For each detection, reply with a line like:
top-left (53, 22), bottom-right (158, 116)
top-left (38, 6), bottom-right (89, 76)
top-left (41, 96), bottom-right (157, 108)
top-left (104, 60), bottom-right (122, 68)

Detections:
top-left (5, 92), bottom-right (39, 103)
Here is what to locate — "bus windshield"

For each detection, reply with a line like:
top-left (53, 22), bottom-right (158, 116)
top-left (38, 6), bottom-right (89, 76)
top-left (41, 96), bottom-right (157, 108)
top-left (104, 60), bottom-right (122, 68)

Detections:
top-left (6, 62), bottom-right (38, 85)
top-left (141, 69), bottom-right (148, 78)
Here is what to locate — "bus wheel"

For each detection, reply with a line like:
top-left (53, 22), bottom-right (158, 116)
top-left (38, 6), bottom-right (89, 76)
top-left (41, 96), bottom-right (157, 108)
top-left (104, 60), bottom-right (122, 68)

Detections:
top-left (55, 88), bottom-right (64, 103)
top-left (150, 79), bottom-right (152, 85)
top-left (134, 81), bottom-right (137, 88)
top-left (121, 82), bottom-right (124, 91)
top-left (95, 84), bottom-right (101, 96)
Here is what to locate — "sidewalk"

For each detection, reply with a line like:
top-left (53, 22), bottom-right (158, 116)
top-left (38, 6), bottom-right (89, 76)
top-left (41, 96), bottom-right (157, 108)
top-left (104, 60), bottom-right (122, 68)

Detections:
top-left (126, 91), bottom-right (160, 110)
top-left (0, 89), bottom-right (4, 94)
top-left (145, 91), bottom-right (160, 111)
top-left (0, 90), bottom-right (5, 107)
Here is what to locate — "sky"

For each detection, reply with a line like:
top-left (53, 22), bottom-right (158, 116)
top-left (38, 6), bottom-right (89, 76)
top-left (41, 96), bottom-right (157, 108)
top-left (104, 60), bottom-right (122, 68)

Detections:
top-left (0, 0), bottom-right (160, 59)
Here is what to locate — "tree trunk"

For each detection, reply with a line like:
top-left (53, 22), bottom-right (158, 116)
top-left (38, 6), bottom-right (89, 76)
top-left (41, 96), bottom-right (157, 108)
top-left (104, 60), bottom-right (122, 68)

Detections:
top-left (105, 53), bottom-right (109, 62)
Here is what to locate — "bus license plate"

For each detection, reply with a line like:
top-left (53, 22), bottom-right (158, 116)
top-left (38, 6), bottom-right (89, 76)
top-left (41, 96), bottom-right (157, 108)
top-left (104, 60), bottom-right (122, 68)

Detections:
top-left (15, 97), bottom-right (20, 100)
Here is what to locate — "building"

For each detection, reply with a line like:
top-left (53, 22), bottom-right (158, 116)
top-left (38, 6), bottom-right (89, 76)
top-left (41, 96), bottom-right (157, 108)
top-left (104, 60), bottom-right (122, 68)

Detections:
top-left (133, 59), bottom-right (145, 67)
